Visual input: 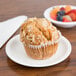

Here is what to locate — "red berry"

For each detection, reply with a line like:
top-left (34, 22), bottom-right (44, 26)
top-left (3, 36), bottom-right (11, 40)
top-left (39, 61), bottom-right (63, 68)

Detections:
top-left (66, 9), bottom-right (76, 14)
top-left (60, 7), bottom-right (65, 11)
top-left (63, 15), bottom-right (72, 21)
top-left (68, 13), bottom-right (76, 21)
top-left (63, 17), bottom-right (71, 22)
top-left (66, 9), bottom-right (76, 21)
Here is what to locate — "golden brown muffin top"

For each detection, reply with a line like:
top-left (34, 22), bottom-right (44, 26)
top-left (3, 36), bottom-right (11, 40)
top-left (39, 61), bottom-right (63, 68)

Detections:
top-left (20, 18), bottom-right (60, 45)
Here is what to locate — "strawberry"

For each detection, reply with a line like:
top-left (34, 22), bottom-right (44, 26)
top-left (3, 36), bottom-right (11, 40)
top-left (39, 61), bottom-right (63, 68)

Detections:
top-left (66, 9), bottom-right (76, 14)
top-left (60, 7), bottom-right (65, 11)
top-left (66, 9), bottom-right (76, 21)
top-left (63, 17), bottom-right (71, 22)
top-left (63, 15), bottom-right (72, 21)
top-left (68, 13), bottom-right (76, 21)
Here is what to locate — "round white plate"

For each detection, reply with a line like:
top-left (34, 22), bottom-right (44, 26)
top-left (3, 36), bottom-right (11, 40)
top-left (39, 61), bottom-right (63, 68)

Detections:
top-left (5, 35), bottom-right (72, 67)
top-left (44, 5), bottom-right (76, 28)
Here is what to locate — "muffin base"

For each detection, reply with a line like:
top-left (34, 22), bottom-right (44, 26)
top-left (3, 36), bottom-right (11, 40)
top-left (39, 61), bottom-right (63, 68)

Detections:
top-left (24, 43), bottom-right (58, 60)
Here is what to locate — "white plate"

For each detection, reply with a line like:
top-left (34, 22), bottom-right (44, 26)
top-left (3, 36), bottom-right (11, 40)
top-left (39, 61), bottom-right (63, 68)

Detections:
top-left (5, 35), bottom-right (72, 67)
top-left (44, 5), bottom-right (76, 28)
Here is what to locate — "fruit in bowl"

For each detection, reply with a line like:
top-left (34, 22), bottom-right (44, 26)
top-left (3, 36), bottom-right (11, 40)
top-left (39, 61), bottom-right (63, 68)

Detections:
top-left (50, 5), bottom-right (76, 22)
top-left (44, 5), bottom-right (76, 28)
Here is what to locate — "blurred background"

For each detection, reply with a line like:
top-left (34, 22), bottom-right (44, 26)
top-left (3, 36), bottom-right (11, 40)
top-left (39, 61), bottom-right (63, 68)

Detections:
top-left (0, 0), bottom-right (76, 21)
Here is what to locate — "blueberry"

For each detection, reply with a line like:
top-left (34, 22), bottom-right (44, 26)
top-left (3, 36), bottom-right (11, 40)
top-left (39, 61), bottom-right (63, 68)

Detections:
top-left (57, 10), bottom-right (65, 16)
top-left (57, 15), bottom-right (63, 21)
top-left (61, 10), bottom-right (65, 15)
top-left (57, 12), bottom-right (61, 16)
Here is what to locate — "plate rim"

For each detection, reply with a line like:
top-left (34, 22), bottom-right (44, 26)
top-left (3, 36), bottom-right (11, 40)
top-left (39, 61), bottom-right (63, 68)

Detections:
top-left (5, 34), bottom-right (72, 67)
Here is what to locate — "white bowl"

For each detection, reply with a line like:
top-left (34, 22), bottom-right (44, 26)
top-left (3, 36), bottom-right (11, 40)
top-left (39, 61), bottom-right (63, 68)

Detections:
top-left (44, 5), bottom-right (76, 28)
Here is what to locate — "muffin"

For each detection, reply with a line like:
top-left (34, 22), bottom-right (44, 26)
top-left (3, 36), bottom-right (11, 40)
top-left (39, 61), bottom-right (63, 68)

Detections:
top-left (20, 18), bottom-right (61, 60)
